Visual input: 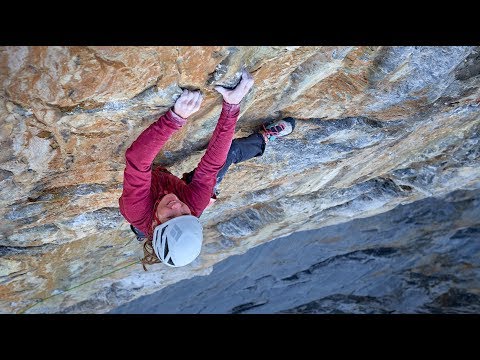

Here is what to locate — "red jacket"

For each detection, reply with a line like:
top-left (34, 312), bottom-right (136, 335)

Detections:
top-left (119, 101), bottom-right (240, 236)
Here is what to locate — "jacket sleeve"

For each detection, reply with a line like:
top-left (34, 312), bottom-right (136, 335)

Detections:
top-left (119, 109), bottom-right (187, 229)
top-left (185, 101), bottom-right (240, 214)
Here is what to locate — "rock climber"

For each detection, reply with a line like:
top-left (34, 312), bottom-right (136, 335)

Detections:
top-left (119, 69), bottom-right (295, 270)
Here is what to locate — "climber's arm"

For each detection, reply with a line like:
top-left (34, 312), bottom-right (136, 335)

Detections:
top-left (185, 101), bottom-right (240, 212)
top-left (119, 90), bottom-right (203, 225)
top-left (186, 70), bottom-right (254, 214)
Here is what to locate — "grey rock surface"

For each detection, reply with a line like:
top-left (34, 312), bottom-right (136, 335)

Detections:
top-left (111, 188), bottom-right (480, 314)
top-left (2, 46), bottom-right (479, 313)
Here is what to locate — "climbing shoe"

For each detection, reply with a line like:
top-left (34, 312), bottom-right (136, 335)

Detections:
top-left (261, 117), bottom-right (296, 142)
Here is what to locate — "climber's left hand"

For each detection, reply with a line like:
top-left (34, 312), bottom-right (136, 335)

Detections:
top-left (173, 89), bottom-right (203, 119)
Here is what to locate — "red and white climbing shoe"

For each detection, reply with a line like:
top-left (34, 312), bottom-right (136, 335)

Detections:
top-left (261, 117), bottom-right (296, 143)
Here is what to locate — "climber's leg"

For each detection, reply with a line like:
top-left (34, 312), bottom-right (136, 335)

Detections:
top-left (215, 132), bottom-right (266, 188)
top-left (182, 132), bottom-right (266, 192)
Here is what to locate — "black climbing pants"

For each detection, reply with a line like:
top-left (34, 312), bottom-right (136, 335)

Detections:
top-left (183, 132), bottom-right (266, 191)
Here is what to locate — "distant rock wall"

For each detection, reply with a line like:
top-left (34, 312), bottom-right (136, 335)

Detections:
top-left (0, 46), bottom-right (479, 313)
top-left (111, 188), bottom-right (480, 314)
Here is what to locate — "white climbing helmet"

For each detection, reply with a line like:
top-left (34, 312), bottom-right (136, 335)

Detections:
top-left (152, 215), bottom-right (203, 267)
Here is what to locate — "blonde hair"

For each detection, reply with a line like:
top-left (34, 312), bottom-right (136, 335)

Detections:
top-left (141, 237), bottom-right (161, 271)
top-left (140, 214), bottom-right (161, 271)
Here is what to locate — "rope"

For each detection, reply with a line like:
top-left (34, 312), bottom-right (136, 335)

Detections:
top-left (18, 260), bottom-right (140, 314)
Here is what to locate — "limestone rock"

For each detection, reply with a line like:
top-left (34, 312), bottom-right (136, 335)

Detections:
top-left (0, 46), bottom-right (479, 313)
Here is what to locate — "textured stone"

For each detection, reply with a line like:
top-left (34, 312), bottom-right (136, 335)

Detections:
top-left (0, 258), bottom-right (23, 277)
top-left (0, 46), bottom-right (479, 313)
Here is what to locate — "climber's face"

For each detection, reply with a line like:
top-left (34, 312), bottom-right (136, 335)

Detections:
top-left (152, 193), bottom-right (192, 230)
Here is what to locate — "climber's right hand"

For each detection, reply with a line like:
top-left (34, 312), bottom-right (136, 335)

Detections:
top-left (173, 89), bottom-right (203, 119)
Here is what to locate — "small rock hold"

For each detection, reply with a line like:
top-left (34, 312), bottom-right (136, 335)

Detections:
top-left (6, 101), bottom-right (15, 113)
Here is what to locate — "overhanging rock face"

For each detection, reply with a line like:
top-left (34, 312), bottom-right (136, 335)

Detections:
top-left (0, 46), bottom-right (479, 313)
